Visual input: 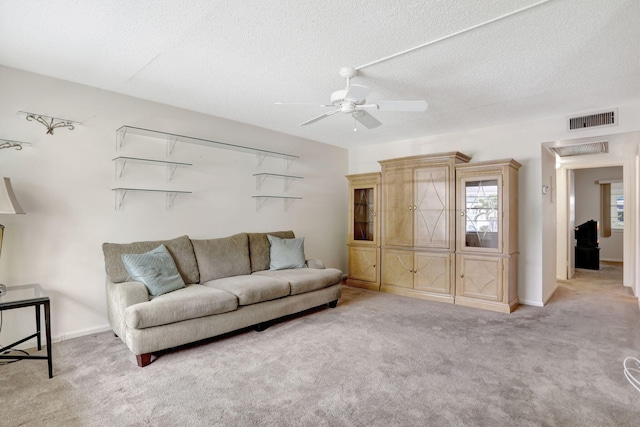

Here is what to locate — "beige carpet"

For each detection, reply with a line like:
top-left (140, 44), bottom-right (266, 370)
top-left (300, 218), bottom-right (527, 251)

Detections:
top-left (2, 262), bottom-right (640, 426)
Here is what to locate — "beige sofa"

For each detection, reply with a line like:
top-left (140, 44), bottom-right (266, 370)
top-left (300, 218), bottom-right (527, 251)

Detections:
top-left (102, 231), bottom-right (342, 367)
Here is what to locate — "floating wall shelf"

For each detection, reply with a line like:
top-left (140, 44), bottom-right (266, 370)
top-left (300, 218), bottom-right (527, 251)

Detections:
top-left (18, 111), bottom-right (79, 135)
top-left (112, 188), bottom-right (192, 211)
top-left (253, 173), bottom-right (303, 191)
top-left (116, 125), bottom-right (298, 167)
top-left (113, 156), bottom-right (192, 182)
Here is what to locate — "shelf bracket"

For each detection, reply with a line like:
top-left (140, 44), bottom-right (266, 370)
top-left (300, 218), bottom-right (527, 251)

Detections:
top-left (284, 198), bottom-right (295, 211)
top-left (255, 196), bottom-right (268, 212)
top-left (285, 157), bottom-right (295, 170)
top-left (256, 153), bottom-right (267, 167)
top-left (114, 189), bottom-right (127, 211)
top-left (115, 158), bottom-right (127, 180)
top-left (116, 127), bottom-right (128, 151)
top-left (166, 164), bottom-right (178, 183)
top-left (166, 135), bottom-right (178, 157)
top-left (283, 177), bottom-right (295, 192)
top-left (166, 192), bottom-right (178, 210)
top-left (255, 174), bottom-right (268, 190)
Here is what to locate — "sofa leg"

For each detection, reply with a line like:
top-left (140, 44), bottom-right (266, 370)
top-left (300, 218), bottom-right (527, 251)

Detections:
top-left (328, 300), bottom-right (338, 308)
top-left (254, 322), bottom-right (267, 332)
top-left (136, 353), bottom-right (152, 367)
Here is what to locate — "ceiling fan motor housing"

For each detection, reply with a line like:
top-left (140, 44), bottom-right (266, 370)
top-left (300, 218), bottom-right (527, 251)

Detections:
top-left (331, 89), bottom-right (363, 113)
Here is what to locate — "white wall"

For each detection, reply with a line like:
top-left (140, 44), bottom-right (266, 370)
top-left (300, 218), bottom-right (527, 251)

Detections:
top-left (349, 101), bottom-right (640, 306)
top-left (0, 66), bottom-right (348, 346)
top-left (540, 145), bottom-right (557, 304)
top-left (574, 166), bottom-right (624, 262)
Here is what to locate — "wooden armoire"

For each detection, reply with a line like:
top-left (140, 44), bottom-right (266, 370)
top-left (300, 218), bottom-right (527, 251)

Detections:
top-left (378, 152), bottom-right (471, 303)
top-left (345, 152), bottom-right (521, 313)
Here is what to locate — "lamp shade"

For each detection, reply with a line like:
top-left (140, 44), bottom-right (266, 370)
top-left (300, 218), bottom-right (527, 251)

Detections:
top-left (0, 177), bottom-right (25, 214)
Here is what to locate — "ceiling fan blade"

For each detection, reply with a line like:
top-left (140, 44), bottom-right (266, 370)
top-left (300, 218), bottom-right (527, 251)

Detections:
top-left (353, 111), bottom-right (382, 129)
top-left (344, 84), bottom-right (371, 102)
top-left (374, 100), bottom-right (428, 112)
top-left (299, 109), bottom-right (340, 126)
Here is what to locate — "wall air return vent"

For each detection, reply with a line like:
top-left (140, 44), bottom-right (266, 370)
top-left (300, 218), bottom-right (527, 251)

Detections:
top-left (568, 109), bottom-right (617, 131)
top-left (550, 141), bottom-right (608, 157)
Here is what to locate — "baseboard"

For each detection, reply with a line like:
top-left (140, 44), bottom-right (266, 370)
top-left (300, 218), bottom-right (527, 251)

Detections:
top-left (542, 283), bottom-right (558, 306)
top-left (9, 324), bottom-right (111, 351)
top-left (53, 324), bottom-right (112, 343)
top-left (519, 298), bottom-right (544, 307)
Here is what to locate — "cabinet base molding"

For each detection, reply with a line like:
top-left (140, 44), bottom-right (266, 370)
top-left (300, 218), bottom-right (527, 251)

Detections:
top-left (380, 285), bottom-right (454, 304)
top-left (345, 279), bottom-right (380, 291)
top-left (454, 296), bottom-right (519, 313)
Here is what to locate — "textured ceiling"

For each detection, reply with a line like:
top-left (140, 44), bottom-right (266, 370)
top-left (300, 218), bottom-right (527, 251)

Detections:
top-left (1, 0), bottom-right (639, 148)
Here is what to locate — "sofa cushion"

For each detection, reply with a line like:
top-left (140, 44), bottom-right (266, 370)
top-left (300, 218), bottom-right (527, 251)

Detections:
top-left (122, 244), bottom-right (186, 297)
top-left (192, 233), bottom-right (251, 282)
top-left (103, 235), bottom-right (200, 284)
top-left (253, 268), bottom-right (342, 295)
top-left (267, 234), bottom-right (307, 270)
top-left (203, 275), bottom-right (290, 306)
top-left (124, 284), bottom-right (238, 329)
top-left (248, 231), bottom-right (295, 272)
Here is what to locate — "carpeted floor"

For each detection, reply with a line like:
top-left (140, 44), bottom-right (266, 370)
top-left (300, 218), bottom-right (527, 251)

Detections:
top-left (2, 262), bottom-right (640, 426)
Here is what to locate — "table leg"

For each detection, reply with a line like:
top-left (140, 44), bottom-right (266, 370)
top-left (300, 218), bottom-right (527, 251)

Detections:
top-left (35, 304), bottom-right (42, 351)
top-left (44, 301), bottom-right (52, 379)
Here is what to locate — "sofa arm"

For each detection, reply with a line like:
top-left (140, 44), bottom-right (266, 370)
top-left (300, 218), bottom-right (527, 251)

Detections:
top-left (306, 259), bottom-right (326, 269)
top-left (106, 280), bottom-right (149, 338)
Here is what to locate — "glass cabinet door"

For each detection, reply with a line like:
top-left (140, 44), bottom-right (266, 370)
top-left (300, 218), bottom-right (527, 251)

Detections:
top-left (463, 179), bottom-right (499, 249)
top-left (353, 187), bottom-right (375, 242)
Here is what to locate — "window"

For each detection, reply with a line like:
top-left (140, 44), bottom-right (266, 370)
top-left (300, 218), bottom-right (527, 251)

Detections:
top-left (610, 182), bottom-right (624, 230)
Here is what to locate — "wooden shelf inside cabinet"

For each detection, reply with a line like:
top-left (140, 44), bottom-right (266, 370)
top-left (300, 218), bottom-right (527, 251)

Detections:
top-left (116, 125), bottom-right (299, 167)
top-left (253, 173), bottom-right (303, 191)
top-left (112, 188), bottom-right (192, 211)
top-left (251, 195), bottom-right (302, 212)
top-left (113, 156), bottom-right (192, 182)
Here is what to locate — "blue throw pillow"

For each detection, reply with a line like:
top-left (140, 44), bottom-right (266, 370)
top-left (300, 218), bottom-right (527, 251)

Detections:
top-left (122, 244), bottom-right (186, 296)
top-left (267, 235), bottom-right (307, 270)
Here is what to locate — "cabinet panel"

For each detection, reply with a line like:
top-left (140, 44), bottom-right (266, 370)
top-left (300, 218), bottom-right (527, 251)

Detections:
top-left (414, 252), bottom-right (452, 294)
top-left (382, 249), bottom-right (414, 288)
top-left (347, 173), bottom-right (380, 246)
top-left (457, 174), bottom-right (503, 253)
top-left (456, 254), bottom-right (502, 302)
top-left (352, 187), bottom-right (376, 243)
top-left (382, 168), bottom-right (413, 247)
top-left (414, 166), bottom-right (450, 249)
top-left (348, 246), bottom-right (378, 283)
top-left (346, 173), bottom-right (381, 291)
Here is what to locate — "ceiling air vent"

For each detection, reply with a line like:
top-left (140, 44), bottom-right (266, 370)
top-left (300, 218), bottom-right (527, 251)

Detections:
top-left (568, 109), bottom-right (617, 131)
top-left (551, 141), bottom-right (609, 157)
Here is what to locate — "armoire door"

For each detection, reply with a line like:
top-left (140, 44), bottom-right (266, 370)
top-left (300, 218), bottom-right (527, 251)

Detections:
top-left (382, 168), bottom-right (413, 247)
top-left (414, 166), bottom-right (451, 249)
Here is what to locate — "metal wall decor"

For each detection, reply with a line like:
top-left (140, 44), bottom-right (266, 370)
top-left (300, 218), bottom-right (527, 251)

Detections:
top-left (0, 139), bottom-right (30, 150)
top-left (18, 111), bottom-right (78, 135)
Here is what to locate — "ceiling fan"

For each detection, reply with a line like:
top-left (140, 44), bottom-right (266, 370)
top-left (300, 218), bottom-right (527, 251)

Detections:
top-left (278, 67), bottom-right (428, 130)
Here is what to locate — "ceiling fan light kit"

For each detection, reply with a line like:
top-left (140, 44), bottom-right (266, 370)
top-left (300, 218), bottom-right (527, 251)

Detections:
top-left (295, 67), bottom-right (428, 130)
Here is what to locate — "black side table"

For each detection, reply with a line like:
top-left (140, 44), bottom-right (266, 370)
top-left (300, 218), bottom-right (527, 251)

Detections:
top-left (0, 284), bottom-right (52, 378)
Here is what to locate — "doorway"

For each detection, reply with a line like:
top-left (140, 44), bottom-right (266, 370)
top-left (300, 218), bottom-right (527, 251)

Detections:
top-left (541, 132), bottom-right (639, 304)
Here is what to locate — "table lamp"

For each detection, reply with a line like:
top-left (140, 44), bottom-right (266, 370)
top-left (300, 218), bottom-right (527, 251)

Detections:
top-left (0, 177), bottom-right (25, 295)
